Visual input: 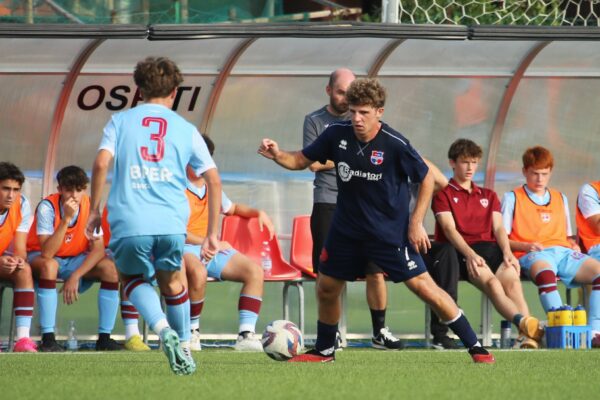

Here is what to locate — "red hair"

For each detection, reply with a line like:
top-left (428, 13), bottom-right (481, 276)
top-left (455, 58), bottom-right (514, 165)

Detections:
top-left (522, 146), bottom-right (554, 170)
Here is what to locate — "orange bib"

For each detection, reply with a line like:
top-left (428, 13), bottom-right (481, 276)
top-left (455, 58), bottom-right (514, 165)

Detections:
top-left (0, 195), bottom-right (22, 255)
top-left (27, 193), bottom-right (90, 257)
top-left (185, 187), bottom-right (209, 238)
top-left (509, 186), bottom-right (570, 258)
top-left (576, 181), bottom-right (600, 252)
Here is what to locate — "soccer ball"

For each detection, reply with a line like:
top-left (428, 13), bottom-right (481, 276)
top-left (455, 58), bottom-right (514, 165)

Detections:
top-left (261, 320), bottom-right (304, 361)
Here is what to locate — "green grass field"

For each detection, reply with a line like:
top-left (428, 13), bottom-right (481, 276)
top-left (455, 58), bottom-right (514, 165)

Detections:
top-left (0, 349), bottom-right (598, 400)
top-left (0, 278), bottom-right (593, 400)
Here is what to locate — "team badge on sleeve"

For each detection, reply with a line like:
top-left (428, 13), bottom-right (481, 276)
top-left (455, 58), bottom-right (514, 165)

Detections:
top-left (370, 151), bottom-right (384, 165)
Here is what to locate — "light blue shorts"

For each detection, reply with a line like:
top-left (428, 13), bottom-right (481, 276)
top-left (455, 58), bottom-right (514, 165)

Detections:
top-left (588, 245), bottom-right (600, 261)
top-left (110, 234), bottom-right (185, 280)
top-left (28, 251), bottom-right (95, 293)
top-left (183, 244), bottom-right (237, 280)
top-left (519, 246), bottom-right (589, 288)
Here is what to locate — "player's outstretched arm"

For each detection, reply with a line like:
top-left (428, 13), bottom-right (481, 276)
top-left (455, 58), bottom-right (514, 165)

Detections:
top-left (257, 138), bottom-right (312, 170)
top-left (87, 149), bottom-right (113, 239)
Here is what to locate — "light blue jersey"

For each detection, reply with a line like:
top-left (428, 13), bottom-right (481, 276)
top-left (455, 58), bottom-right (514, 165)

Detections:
top-left (100, 103), bottom-right (216, 240)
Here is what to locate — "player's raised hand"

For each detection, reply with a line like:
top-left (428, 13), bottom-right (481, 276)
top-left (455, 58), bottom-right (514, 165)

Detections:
top-left (63, 197), bottom-right (79, 221)
top-left (257, 138), bottom-right (279, 160)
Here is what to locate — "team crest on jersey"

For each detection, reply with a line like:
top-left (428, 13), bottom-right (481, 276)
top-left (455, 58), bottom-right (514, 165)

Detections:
top-left (339, 140), bottom-right (347, 150)
top-left (370, 151), bottom-right (384, 165)
top-left (65, 233), bottom-right (73, 243)
top-left (480, 198), bottom-right (489, 208)
top-left (540, 212), bottom-right (551, 223)
top-left (453, 197), bottom-right (459, 203)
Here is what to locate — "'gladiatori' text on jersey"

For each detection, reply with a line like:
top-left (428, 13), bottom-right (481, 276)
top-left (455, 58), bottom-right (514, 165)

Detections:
top-left (302, 121), bottom-right (428, 247)
top-left (99, 103), bottom-right (216, 240)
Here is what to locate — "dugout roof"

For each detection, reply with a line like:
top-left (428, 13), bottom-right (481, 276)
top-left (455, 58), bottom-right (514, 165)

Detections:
top-left (1, 23), bottom-right (599, 231)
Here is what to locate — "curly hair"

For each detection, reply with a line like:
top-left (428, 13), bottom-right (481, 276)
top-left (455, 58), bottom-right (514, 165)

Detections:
top-left (345, 78), bottom-right (386, 109)
top-left (56, 165), bottom-right (89, 191)
top-left (448, 139), bottom-right (483, 161)
top-left (133, 56), bottom-right (183, 100)
top-left (0, 162), bottom-right (24, 186)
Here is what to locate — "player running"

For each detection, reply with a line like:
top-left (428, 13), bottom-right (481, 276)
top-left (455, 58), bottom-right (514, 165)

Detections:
top-left (87, 56), bottom-right (222, 375)
top-left (258, 78), bottom-right (494, 363)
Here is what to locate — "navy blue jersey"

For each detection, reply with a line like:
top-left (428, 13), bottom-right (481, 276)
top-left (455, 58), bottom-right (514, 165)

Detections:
top-left (302, 121), bottom-right (428, 247)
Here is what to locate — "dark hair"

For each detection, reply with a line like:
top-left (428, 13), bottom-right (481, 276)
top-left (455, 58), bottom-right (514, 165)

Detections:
top-left (345, 78), bottom-right (386, 109)
top-left (201, 134), bottom-right (215, 156)
top-left (522, 146), bottom-right (554, 170)
top-left (448, 139), bottom-right (483, 161)
top-left (134, 56), bottom-right (183, 100)
top-left (0, 162), bottom-right (25, 186)
top-left (56, 165), bottom-right (89, 191)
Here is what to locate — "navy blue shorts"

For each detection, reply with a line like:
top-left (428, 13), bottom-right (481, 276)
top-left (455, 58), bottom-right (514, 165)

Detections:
top-left (318, 226), bottom-right (427, 283)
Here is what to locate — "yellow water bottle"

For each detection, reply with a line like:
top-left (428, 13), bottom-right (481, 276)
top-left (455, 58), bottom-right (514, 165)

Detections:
top-left (573, 305), bottom-right (587, 326)
top-left (557, 305), bottom-right (573, 326)
top-left (547, 307), bottom-right (557, 327)
top-left (553, 306), bottom-right (563, 326)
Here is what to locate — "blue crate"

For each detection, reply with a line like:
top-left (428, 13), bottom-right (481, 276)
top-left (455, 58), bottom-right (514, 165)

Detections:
top-left (546, 325), bottom-right (592, 349)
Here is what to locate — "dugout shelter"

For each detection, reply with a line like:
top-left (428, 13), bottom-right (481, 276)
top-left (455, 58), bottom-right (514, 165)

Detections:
top-left (1, 23), bottom-right (599, 342)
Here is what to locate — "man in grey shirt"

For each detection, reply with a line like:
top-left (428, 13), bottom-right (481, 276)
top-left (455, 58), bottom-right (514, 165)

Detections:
top-left (303, 68), bottom-right (403, 350)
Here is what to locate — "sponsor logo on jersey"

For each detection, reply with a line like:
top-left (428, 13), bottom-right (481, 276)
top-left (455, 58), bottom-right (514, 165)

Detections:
top-left (370, 151), bottom-right (384, 165)
top-left (480, 198), bottom-right (489, 208)
top-left (339, 140), bottom-right (347, 150)
top-left (129, 165), bottom-right (174, 190)
top-left (337, 162), bottom-right (382, 183)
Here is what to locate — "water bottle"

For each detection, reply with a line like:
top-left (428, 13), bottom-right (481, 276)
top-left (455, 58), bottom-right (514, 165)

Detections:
top-left (557, 305), bottom-right (573, 326)
top-left (500, 320), bottom-right (512, 349)
top-left (573, 305), bottom-right (587, 326)
top-left (67, 320), bottom-right (78, 351)
top-left (547, 307), bottom-right (557, 327)
top-left (260, 241), bottom-right (272, 277)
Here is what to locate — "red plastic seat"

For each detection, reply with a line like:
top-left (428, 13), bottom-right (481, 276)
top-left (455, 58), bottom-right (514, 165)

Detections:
top-left (290, 215), bottom-right (317, 278)
top-left (220, 215), bottom-right (301, 281)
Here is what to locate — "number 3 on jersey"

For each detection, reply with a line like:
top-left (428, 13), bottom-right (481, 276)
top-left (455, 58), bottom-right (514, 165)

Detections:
top-left (140, 117), bottom-right (167, 162)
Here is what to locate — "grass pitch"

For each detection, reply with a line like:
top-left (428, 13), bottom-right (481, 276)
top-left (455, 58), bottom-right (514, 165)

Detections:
top-left (1, 348), bottom-right (598, 400)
